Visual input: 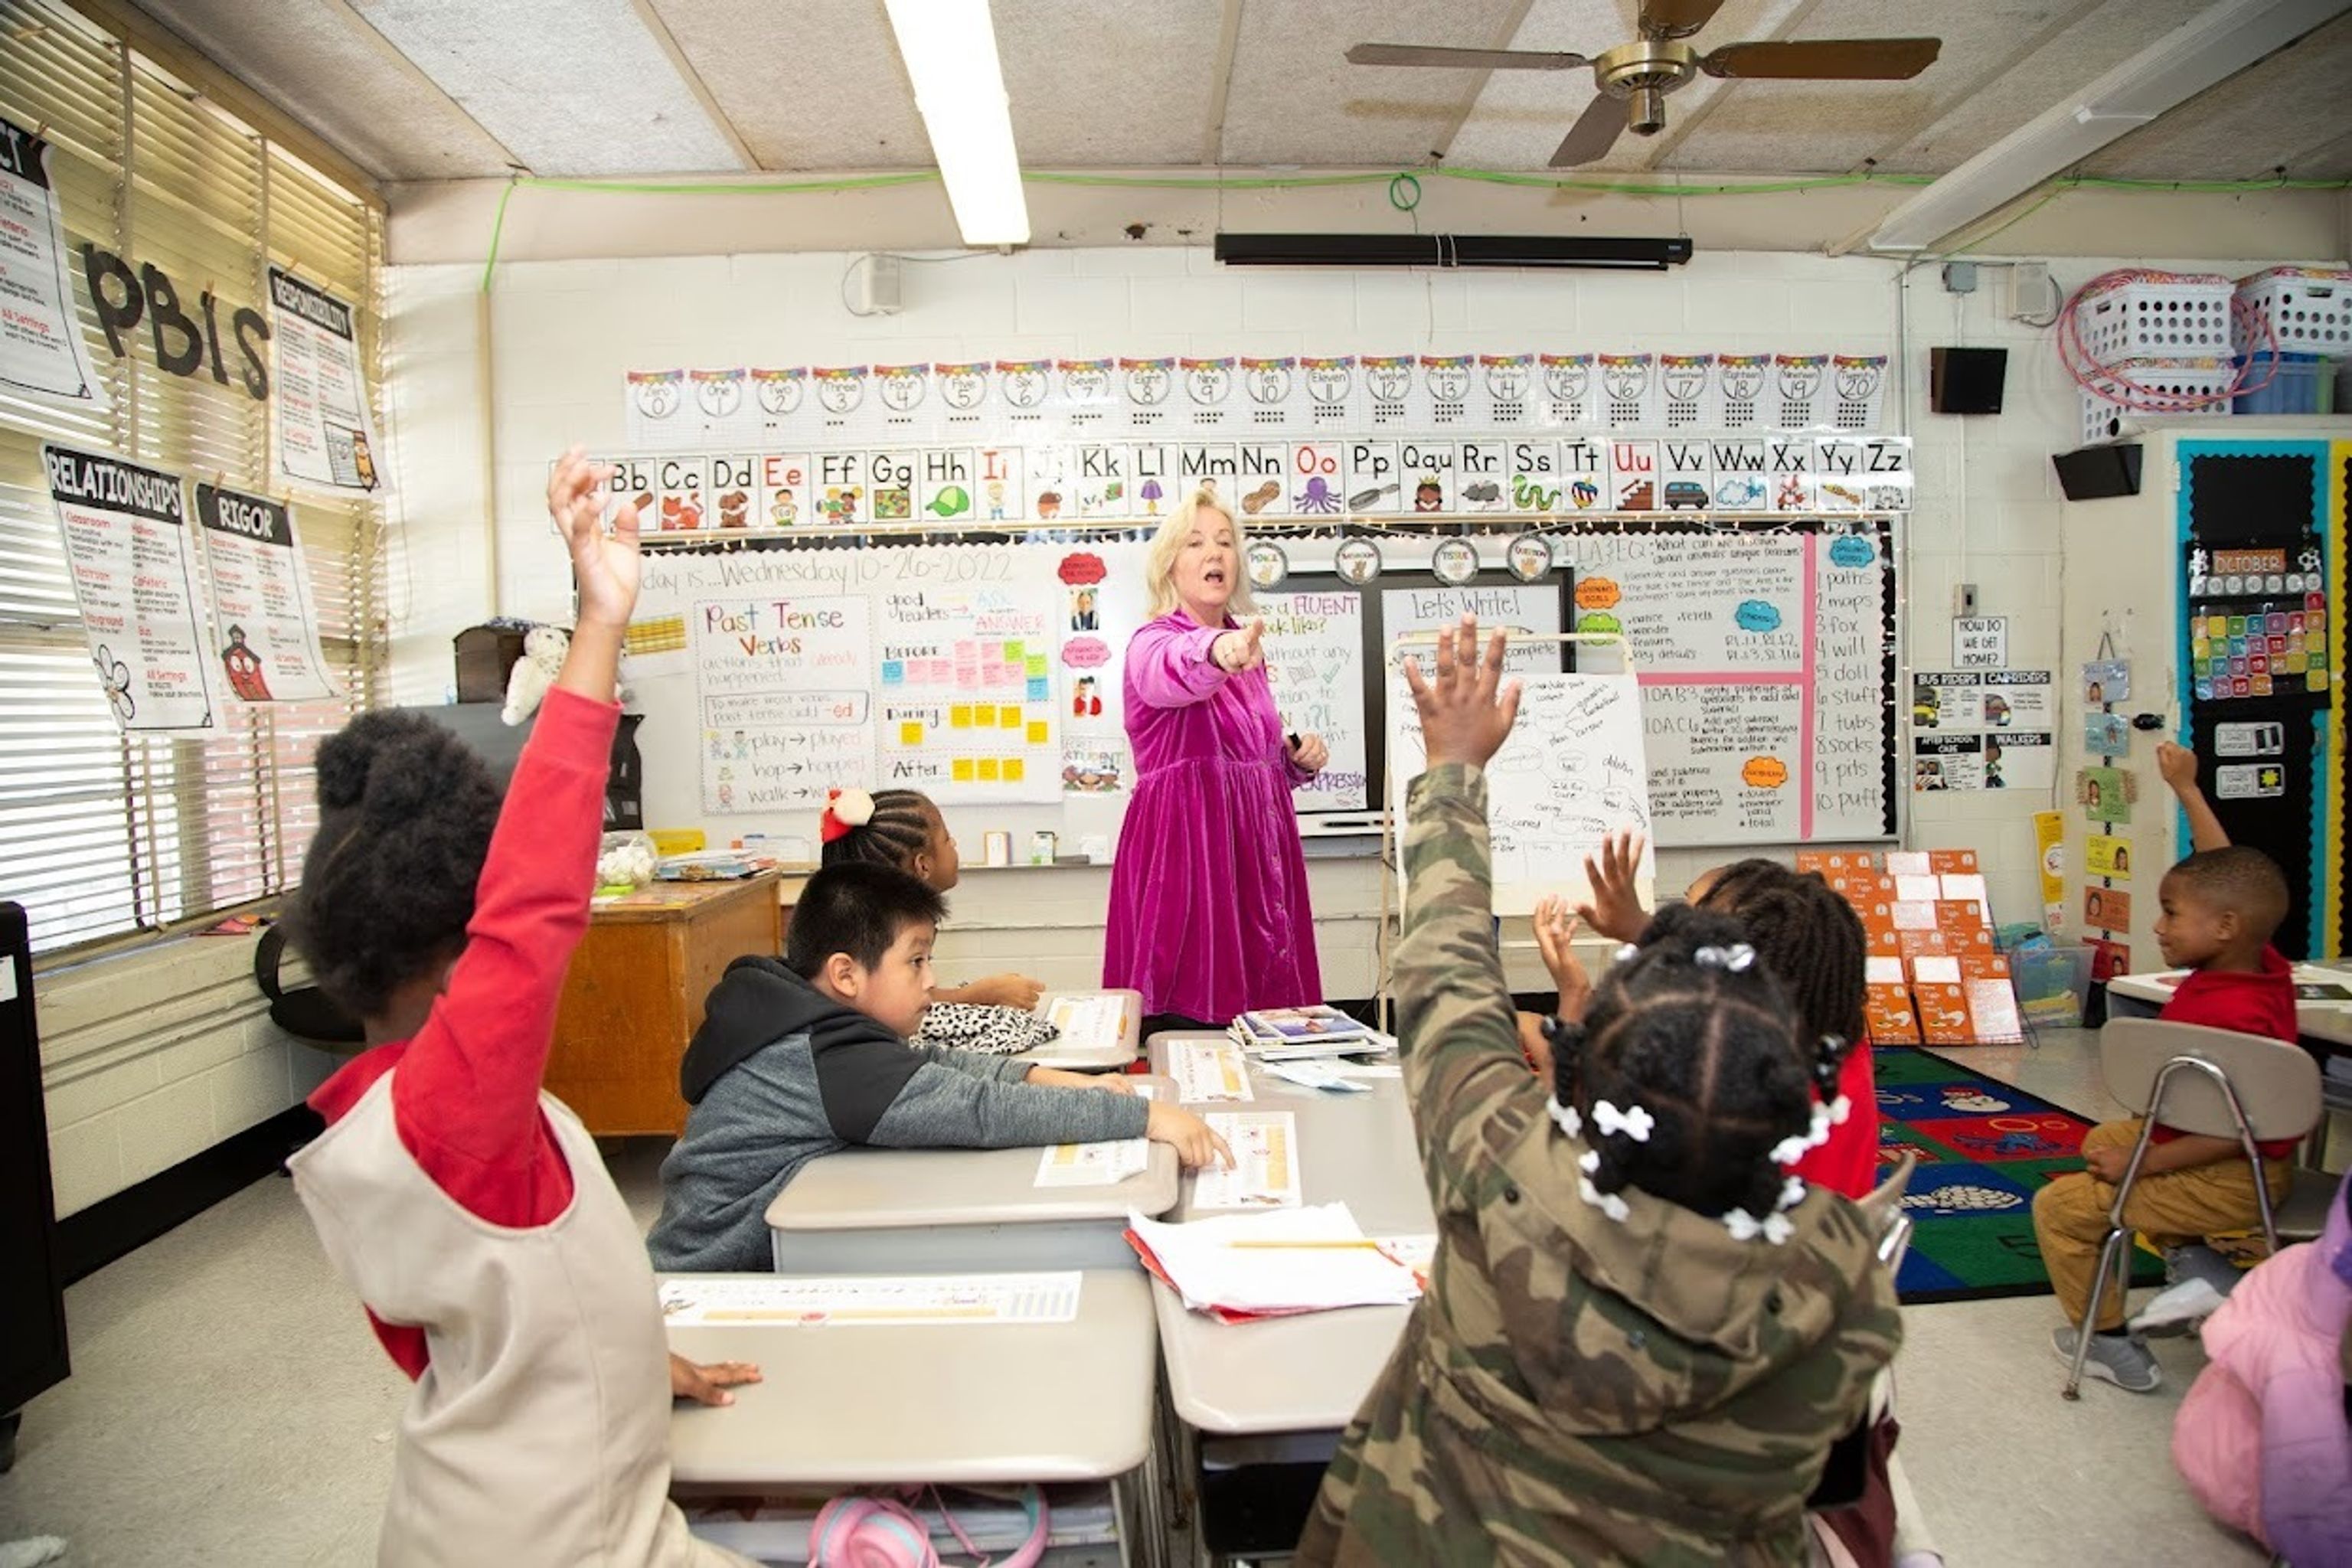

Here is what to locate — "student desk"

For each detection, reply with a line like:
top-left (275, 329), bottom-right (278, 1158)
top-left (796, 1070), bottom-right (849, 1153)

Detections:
top-left (549, 872), bottom-right (784, 1135)
top-left (1144, 1032), bottom-right (1433, 1560)
top-left (665, 1268), bottom-right (1168, 1566)
top-left (766, 1076), bottom-right (1179, 1275)
top-left (1018, 988), bottom-right (1145, 1072)
top-left (2105, 961), bottom-right (2352, 1051)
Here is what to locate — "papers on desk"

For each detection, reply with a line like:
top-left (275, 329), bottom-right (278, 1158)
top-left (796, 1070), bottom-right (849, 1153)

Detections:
top-left (1046, 992), bottom-right (1131, 1050)
top-left (1228, 1008), bottom-right (1398, 1063)
top-left (1191, 1111), bottom-right (1302, 1209)
top-left (1127, 1202), bottom-right (1425, 1321)
top-left (1263, 1060), bottom-right (1370, 1094)
top-left (1170, 1037), bottom-right (1255, 1101)
top-left (658, 1272), bottom-right (1082, 1327)
top-left (1034, 1137), bottom-right (1150, 1187)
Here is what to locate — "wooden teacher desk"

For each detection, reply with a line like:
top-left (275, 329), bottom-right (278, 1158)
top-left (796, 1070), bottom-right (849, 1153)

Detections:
top-left (547, 872), bottom-right (785, 1135)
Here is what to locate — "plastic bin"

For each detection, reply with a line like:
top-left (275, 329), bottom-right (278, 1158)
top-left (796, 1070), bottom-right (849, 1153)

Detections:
top-left (2013, 944), bottom-right (2091, 1030)
top-left (2234, 351), bottom-right (2337, 415)
top-left (2234, 266), bottom-right (2352, 354)
top-left (2075, 271), bottom-right (2237, 361)
top-left (2078, 357), bottom-right (2235, 444)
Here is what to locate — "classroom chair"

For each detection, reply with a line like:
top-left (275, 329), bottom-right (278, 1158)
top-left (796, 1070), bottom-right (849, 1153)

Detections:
top-left (2060, 1018), bottom-right (2337, 1400)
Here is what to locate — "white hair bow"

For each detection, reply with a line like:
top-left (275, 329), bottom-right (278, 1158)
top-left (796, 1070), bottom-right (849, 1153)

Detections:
top-left (1591, 1099), bottom-right (1654, 1143)
top-left (1578, 1174), bottom-right (1631, 1223)
top-left (1723, 1208), bottom-right (1795, 1244)
top-left (1694, 943), bottom-right (1756, 972)
top-left (1546, 1097), bottom-right (1583, 1140)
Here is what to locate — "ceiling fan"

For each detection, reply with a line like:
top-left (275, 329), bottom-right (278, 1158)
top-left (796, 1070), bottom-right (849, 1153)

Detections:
top-left (1348, 0), bottom-right (1942, 167)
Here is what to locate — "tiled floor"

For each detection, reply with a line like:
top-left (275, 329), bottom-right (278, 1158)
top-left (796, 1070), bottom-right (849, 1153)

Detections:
top-left (2, 1030), bottom-right (2334, 1565)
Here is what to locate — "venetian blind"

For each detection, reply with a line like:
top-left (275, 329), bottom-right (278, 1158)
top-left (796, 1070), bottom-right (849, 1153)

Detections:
top-left (0, 0), bottom-right (384, 955)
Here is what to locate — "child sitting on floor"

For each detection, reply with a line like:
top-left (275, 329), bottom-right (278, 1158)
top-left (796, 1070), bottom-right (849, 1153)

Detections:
top-left (2034, 740), bottom-right (2303, 1393)
top-left (818, 786), bottom-right (1050, 1054)
top-left (1297, 616), bottom-right (1900, 1566)
top-left (647, 861), bottom-right (1230, 1272)
top-left (286, 450), bottom-right (757, 1566)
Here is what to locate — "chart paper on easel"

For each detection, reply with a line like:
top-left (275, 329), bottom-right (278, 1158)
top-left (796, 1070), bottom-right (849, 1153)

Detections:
top-left (1388, 665), bottom-right (1655, 917)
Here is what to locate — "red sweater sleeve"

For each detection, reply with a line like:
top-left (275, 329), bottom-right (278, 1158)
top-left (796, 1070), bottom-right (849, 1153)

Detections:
top-left (387, 686), bottom-right (618, 1226)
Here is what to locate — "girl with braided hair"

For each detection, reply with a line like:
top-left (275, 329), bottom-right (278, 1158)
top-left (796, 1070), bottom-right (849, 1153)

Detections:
top-left (1524, 841), bottom-right (1881, 1200)
top-left (1297, 616), bottom-right (1900, 1568)
top-left (818, 786), bottom-right (1050, 1053)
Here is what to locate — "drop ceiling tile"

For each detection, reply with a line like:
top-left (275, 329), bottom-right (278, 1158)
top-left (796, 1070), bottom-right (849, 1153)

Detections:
top-left (997, 0), bottom-right (1226, 165)
top-left (1869, 0), bottom-right (2209, 174)
top-left (1219, 0), bottom-right (1530, 165)
top-left (132, 0), bottom-right (519, 179)
top-left (353, 0), bottom-right (744, 176)
top-left (1668, 0), bottom-right (2085, 174)
top-left (650, 0), bottom-right (927, 168)
top-left (2084, 11), bottom-right (2352, 179)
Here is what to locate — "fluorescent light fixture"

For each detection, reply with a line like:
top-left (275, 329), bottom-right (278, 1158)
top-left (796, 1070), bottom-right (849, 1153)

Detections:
top-left (1867, 0), bottom-right (2352, 253)
top-left (882, 0), bottom-right (1030, 246)
top-left (1215, 234), bottom-right (1694, 270)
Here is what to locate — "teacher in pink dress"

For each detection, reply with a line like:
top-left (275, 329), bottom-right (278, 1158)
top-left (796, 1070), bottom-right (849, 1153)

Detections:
top-left (1104, 485), bottom-right (1328, 1031)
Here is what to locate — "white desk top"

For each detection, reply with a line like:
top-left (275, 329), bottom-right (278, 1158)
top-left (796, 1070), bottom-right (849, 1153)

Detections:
top-left (1145, 1032), bottom-right (1435, 1436)
top-left (1017, 988), bottom-right (1145, 1071)
top-left (665, 1269), bottom-right (1157, 1486)
top-left (766, 1075), bottom-right (1179, 1232)
top-left (2108, 962), bottom-right (2352, 1047)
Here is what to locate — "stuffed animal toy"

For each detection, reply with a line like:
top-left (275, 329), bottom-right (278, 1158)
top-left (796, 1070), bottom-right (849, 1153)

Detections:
top-left (501, 624), bottom-right (569, 726)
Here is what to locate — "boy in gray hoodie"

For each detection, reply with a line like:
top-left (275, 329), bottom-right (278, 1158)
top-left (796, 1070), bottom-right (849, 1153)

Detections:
top-left (648, 861), bottom-right (1229, 1272)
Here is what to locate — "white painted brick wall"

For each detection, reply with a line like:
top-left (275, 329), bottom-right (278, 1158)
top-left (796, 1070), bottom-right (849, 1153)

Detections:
top-left (372, 245), bottom-right (2276, 1011)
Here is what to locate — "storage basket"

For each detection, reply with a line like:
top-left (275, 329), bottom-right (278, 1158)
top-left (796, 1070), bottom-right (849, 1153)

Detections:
top-left (2074, 271), bottom-right (2236, 361)
top-left (2233, 351), bottom-right (2337, 416)
top-left (2233, 266), bottom-right (2352, 354)
top-left (2078, 357), bottom-right (2235, 445)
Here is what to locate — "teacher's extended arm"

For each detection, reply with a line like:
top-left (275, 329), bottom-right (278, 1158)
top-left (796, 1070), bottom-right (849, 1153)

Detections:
top-left (1127, 617), bottom-right (1263, 709)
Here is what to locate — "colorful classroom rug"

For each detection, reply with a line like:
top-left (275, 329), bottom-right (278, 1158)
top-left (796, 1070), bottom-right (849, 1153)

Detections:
top-left (1873, 1045), bottom-right (2164, 1305)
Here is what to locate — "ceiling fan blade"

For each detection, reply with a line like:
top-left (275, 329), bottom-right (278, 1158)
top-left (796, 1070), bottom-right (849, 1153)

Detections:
top-left (1639, 0), bottom-right (1728, 40)
top-left (1700, 38), bottom-right (1942, 80)
top-left (1550, 93), bottom-right (1628, 168)
top-left (1347, 42), bottom-right (1588, 70)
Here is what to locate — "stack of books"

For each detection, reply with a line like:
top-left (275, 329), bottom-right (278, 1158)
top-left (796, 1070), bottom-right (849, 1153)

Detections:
top-left (1798, 850), bottom-right (2023, 1045)
top-left (1227, 1005), bottom-right (1396, 1062)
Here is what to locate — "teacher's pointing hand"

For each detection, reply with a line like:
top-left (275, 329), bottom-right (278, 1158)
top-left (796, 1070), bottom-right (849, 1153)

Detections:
top-left (1214, 619), bottom-right (1266, 674)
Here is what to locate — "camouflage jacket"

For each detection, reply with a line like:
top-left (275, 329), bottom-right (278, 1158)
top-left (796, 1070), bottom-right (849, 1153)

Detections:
top-left (1297, 765), bottom-right (1903, 1566)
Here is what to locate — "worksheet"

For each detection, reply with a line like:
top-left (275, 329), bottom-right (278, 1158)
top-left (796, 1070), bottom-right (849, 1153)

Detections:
top-left (658, 1272), bottom-right (1082, 1326)
top-left (1191, 1111), bottom-right (1302, 1209)
top-left (1046, 992), bottom-right (1132, 1050)
top-left (1034, 1138), bottom-right (1150, 1187)
top-left (1168, 1037), bottom-right (1254, 1102)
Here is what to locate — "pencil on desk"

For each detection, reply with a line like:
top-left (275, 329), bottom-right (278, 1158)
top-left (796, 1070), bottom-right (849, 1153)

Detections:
top-left (1224, 1239), bottom-right (1385, 1250)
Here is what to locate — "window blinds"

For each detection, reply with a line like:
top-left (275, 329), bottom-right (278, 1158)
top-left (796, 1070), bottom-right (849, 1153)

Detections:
top-left (0, 0), bottom-right (383, 955)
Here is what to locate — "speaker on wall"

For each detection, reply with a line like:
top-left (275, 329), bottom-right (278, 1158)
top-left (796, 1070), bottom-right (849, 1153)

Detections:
top-left (2052, 443), bottom-right (2145, 501)
top-left (1929, 346), bottom-right (2008, 414)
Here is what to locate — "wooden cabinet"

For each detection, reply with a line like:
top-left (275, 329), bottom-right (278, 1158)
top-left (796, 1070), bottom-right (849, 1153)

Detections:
top-left (547, 873), bottom-right (784, 1136)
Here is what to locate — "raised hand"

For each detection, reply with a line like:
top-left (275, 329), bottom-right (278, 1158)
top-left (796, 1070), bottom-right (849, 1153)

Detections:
top-left (2154, 740), bottom-right (2198, 793)
top-left (1532, 895), bottom-right (1592, 1023)
top-left (1574, 829), bottom-right (1651, 943)
top-left (1401, 615), bottom-right (1521, 771)
top-left (1214, 619), bottom-right (1266, 674)
top-left (546, 445), bottom-right (641, 630)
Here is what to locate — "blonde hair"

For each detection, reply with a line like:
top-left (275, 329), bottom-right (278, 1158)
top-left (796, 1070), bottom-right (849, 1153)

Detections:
top-left (1144, 484), bottom-right (1256, 619)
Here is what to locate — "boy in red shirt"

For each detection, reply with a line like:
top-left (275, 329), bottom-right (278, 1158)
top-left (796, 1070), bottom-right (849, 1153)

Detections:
top-left (2037, 741), bottom-right (2302, 1393)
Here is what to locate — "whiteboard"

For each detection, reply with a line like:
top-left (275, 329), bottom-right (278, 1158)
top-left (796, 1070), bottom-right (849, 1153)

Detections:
top-left (1258, 584), bottom-right (1369, 812)
top-left (1387, 668), bottom-right (1657, 917)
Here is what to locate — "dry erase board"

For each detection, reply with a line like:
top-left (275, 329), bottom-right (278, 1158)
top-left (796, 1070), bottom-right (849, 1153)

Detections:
top-left (620, 516), bottom-right (1894, 856)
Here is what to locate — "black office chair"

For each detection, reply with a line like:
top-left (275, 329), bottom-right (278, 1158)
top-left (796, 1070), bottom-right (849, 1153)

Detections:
top-left (253, 925), bottom-right (367, 1051)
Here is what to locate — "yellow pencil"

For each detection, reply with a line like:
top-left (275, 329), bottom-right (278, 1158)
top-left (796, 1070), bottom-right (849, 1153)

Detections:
top-left (1225, 1239), bottom-right (1384, 1250)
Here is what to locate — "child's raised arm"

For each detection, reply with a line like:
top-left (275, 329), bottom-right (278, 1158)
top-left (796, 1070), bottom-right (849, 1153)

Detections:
top-left (2157, 740), bottom-right (2230, 851)
top-left (1393, 618), bottom-right (1542, 1214)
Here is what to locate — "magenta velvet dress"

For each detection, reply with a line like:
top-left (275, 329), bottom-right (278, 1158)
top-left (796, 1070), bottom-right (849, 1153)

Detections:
top-left (1103, 610), bottom-right (1322, 1023)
